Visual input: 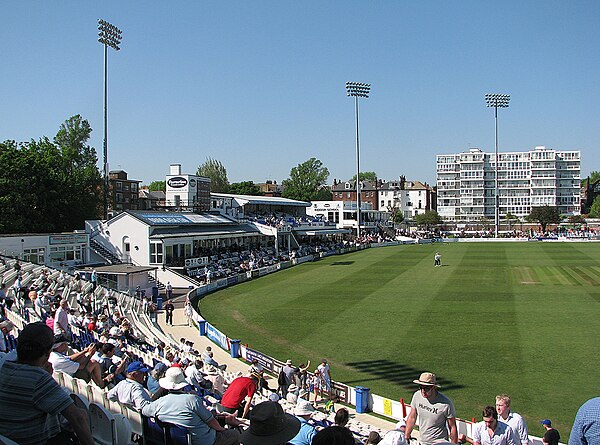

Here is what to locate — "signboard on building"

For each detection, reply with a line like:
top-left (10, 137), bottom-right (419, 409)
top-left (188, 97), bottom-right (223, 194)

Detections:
top-left (49, 234), bottom-right (88, 245)
top-left (184, 257), bottom-right (209, 268)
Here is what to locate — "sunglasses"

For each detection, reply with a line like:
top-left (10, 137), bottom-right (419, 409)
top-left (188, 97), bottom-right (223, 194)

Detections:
top-left (419, 385), bottom-right (435, 392)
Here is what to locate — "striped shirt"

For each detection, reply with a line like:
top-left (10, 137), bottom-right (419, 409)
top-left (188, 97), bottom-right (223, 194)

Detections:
top-left (0, 360), bottom-right (72, 445)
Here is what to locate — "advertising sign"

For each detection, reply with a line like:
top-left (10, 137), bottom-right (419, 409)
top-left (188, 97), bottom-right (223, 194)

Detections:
top-left (49, 234), bottom-right (88, 245)
top-left (167, 176), bottom-right (188, 188)
top-left (206, 323), bottom-right (228, 350)
top-left (245, 347), bottom-right (275, 373)
top-left (185, 257), bottom-right (209, 268)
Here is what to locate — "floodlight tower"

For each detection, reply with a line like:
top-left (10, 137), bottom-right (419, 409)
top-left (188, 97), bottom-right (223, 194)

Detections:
top-left (346, 82), bottom-right (371, 239)
top-left (98, 19), bottom-right (122, 220)
top-left (485, 93), bottom-right (510, 238)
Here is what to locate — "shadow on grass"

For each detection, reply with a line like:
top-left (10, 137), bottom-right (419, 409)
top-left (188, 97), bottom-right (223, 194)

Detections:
top-left (344, 359), bottom-right (465, 391)
top-left (330, 261), bottom-right (355, 266)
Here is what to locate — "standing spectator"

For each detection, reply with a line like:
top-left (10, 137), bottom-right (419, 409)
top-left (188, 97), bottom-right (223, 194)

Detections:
top-left (405, 372), bottom-right (458, 444)
top-left (496, 394), bottom-right (530, 445)
top-left (166, 281), bottom-right (173, 300)
top-left (0, 322), bottom-right (94, 445)
top-left (184, 300), bottom-right (194, 326)
top-left (540, 419), bottom-right (560, 445)
top-left (298, 360), bottom-right (311, 389)
top-left (0, 320), bottom-right (15, 353)
top-left (0, 283), bottom-right (9, 311)
top-left (53, 299), bottom-right (71, 337)
top-left (90, 269), bottom-right (98, 290)
top-left (317, 358), bottom-right (332, 401)
top-left (220, 372), bottom-right (261, 419)
top-left (569, 397), bottom-right (600, 445)
top-left (165, 299), bottom-right (175, 326)
top-left (472, 406), bottom-right (517, 445)
top-left (281, 359), bottom-right (298, 397)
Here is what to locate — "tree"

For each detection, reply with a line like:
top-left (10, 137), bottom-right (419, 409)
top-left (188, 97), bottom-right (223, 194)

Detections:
top-left (389, 208), bottom-right (404, 224)
top-left (581, 171), bottom-right (600, 187)
top-left (0, 115), bottom-right (102, 234)
top-left (148, 180), bottom-right (166, 192)
top-left (350, 171), bottom-right (378, 182)
top-left (568, 214), bottom-right (586, 224)
top-left (196, 157), bottom-right (229, 193)
top-left (588, 196), bottom-right (600, 218)
top-left (228, 181), bottom-right (262, 196)
top-left (414, 210), bottom-right (442, 228)
top-left (526, 206), bottom-right (561, 232)
top-left (314, 187), bottom-right (332, 201)
top-left (505, 212), bottom-right (518, 231)
top-left (282, 158), bottom-right (330, 202)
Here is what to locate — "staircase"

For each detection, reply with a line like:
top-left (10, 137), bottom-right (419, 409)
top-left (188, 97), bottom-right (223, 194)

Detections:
top-left (378, 222), bottom-right (396, 239)
top-left (89, 239), bottom-right (123, 265)
top-left (148, 273), bottom-right (165, 291)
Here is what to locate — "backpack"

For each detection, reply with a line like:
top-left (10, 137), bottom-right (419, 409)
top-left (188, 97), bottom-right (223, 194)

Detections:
top-left (278, 369), bottom-right (287, 386)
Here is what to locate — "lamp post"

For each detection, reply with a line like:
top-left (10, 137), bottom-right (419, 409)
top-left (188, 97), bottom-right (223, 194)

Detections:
top-left (346, 82), bottom-right (371, 239)
top-left (485, 93), bottom-right (510, 238)
top-left (98, 19), bottom-right (122, 220)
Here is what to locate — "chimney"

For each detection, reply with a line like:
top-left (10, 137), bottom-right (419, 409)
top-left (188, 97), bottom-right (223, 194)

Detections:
top-left (170, 164), bottom-right (182, 175)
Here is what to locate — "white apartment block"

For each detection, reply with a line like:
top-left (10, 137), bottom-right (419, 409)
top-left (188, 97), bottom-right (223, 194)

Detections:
top-left (437, 146), bottom-right (580, 222)
top-left (378, 178), bottom-right (435, 219)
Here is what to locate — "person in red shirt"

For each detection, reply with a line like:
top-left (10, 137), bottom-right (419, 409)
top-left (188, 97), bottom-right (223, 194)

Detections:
top-left (220, 372), bottom-right (260, 418)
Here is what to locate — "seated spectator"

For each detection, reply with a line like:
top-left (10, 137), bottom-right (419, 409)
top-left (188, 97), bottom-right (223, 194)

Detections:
top-left (141, 367), bottom-right (241, 445)
top-left (365, 431), bottom-right (382, 444)
top-left (204, 364), bottom-right (227, 396)
top-left (289, 399), bottom-right (318, 445)
top-left (185, 359), bottom-right (212, 392)
top-left (147, 362), bottom-right (168, 395)
top-left (94, 343), bottom-right (127, 385)
top-left (0, 320), bottom-right (15, 353)
top-left (107, 361), bottom-right (152, 410)
top-left (53, 299), bottom-right (71, 336)
top-left (312, 426), bottom-right (356, 445)
top-left (0, 322), bottom-right (94, 445)
top-left (240, 401), bottom-right (301, 445)
top-left (202, 346), bottom-right (227, 371)
top-left (334, 408), bottom-right (350, 428)
top-left (49, 334), bottom-right (108, 388)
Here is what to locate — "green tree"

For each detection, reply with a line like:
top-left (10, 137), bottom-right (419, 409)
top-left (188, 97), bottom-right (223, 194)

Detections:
top-left (504, 212), bottom-right (518, 231)
top-left (228, 181), bottom-right (262, 196)
top-left (197, 157), bottom-right (229, 193)
top-left (0, 115), bottom-right (102, 234)
top-left (390, 208), bottom-right (405, 224)
top-left (568, 214), bottom-right (586, 224)
top-left (350, 171), bottom-right (377, 182)
top-left (526, 206), bottom-right (562, 232)
top-left (314, 187), bottom-right (332, 201)
top-left (414, 210), bottom-right (442, 228)
top-left (148, 180), bottom-right (166, 192)
top-left (582, 171), bottom-right (600, 187)
top-left (282, 158), bottom-right (330, 202)
top-left (588, 196), bottom-right (600, 218)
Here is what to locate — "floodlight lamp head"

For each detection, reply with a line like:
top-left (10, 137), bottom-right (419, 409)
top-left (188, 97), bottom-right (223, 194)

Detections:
top-left (485, 93), bottom-right (510, 108)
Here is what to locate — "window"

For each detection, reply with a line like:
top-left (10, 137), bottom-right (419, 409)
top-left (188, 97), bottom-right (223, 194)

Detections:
top-left (150, 242), bottom-right (163, 264)
top-left (116, 182), bottom-right (122, 190)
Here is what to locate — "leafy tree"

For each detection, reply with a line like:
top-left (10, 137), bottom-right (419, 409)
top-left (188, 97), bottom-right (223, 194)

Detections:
top-left (350, 171), bottom-right (377, 182)
top-left (0, 115), bottom-right (102, 234)
top-left (282, 158), bottom-right (330, 202)
top-left (504, 212), bottom-right (518, 231)
top-left (414, 210), bottom-right (442, 228)
top-left (229, 181), bottom-right (262, 196)
top-left (314, 187), bottom-right (332, 201)
top-left (568, 214), bottom-right (586, 224)
top-left (588, 196), bottom-right (600, 218)
top-left (148, 180), bottom-right (166, 192)
top-left (526, 206), bottom-right (561, 232)
top-left (389, 208), bottom-right (404, 224)
top-left (196, 157), bottom-right (229, 193)
top-left (581, 171), bottom-right (600, 187)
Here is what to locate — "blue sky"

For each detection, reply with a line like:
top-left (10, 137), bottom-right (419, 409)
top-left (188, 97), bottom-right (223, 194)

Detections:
top-left (2, 1), bottom-right (599, 185)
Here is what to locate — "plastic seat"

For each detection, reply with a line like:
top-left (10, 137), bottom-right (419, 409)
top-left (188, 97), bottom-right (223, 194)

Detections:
top-left (0, 433), bottom-right (20, 445)
top-left (89, 402), bottom-right (117, 445)
top-left (70, 393), bottom-right (91, 430)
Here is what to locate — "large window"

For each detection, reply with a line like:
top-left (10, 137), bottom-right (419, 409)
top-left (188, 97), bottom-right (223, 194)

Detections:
top-left (49, 245), bottom-right (83, 264)
top-left (150, 242), bottom-right (163, 264)
top-left (24, 247), bottom-right (45, 264)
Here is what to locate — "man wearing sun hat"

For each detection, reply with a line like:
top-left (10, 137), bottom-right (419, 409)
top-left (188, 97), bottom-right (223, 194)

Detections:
top-left (240, 401), bottom-right (301, 445)
top-left (405, 372), bottom-right (458, 444)
top-left (289, 399), bottom-right (318, 445)
top-left (107, 361), bottom-right (152, 410)
top-left (142, 367), bottom-right (242, 445)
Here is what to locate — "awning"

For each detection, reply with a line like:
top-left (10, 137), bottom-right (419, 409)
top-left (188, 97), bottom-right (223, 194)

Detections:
top-left (294, 228), bottom-right (351, 236)
top-left (150, 224), bottom-right (261, 240)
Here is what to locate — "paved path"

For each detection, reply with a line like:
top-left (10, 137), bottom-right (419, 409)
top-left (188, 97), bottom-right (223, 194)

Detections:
top-left (155, 300), bottom-right (398, 432)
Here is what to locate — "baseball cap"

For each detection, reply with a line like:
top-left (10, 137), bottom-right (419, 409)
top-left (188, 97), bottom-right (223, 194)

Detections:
top-left (127, 361), bottom-right (151, 373)
top-left (540, 419), bottom-right (552, 426)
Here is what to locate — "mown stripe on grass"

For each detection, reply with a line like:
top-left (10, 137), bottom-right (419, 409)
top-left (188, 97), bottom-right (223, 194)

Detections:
top-left (571, 267), bottom-right (600, 286)
top-left (555, 266), bottom-right (582, 286)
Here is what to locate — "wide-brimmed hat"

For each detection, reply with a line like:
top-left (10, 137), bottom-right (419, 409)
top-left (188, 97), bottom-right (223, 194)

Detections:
top-left (287, 384), bottom-right (298, 393)
top-left (380, 430), bottom-right (407, 445)
top-left (240, 401), bottom-right (301, 445)
top-left (109, 326), bottom-right (122, 337)
top-left (285, 359), bottom-right (292, 365)
top-left (412, 372), bottom-right (441, 388)
top-left (294, 399), bottom-right (315, 416)
top-left (159, 367), bottom-right (189, 390)
top-left (52, 333), bottom-right (69, 349)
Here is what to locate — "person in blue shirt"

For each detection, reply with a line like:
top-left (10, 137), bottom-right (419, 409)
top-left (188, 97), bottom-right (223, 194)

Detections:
top-left (289, 399), bottom-right (318, 445)
top-left (569, 397), bottom-right (600, 445)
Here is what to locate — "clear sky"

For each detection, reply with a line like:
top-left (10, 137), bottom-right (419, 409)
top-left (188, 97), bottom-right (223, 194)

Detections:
top-left (2, 1), bottom-right (599, 186)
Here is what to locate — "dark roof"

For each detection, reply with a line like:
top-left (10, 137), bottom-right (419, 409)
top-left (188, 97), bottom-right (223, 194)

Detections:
top-left (331, 180), bottom-right (378, 192)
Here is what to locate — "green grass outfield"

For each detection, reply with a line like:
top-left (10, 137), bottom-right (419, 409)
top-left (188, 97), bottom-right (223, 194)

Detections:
top-left (199, 242), bottom-right (600, 435)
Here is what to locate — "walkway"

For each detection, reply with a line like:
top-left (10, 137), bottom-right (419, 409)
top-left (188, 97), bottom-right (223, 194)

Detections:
top-left (155, 298), bottom-right (399, 432)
